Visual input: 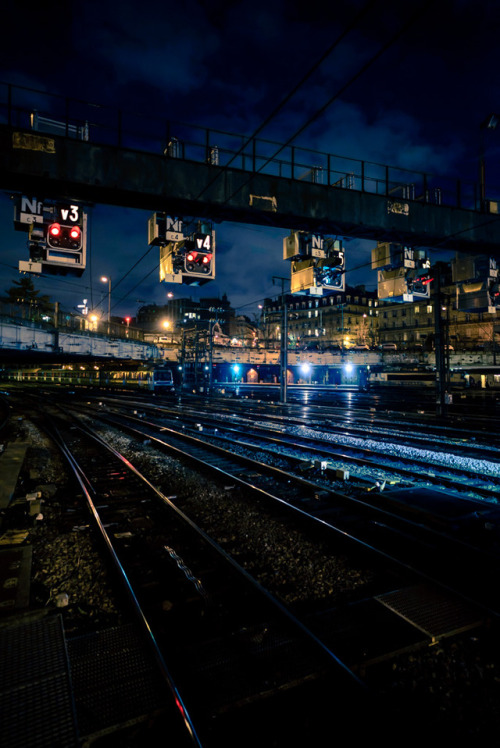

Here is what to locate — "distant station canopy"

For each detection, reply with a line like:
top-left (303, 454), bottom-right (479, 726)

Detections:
top-left (14, 195), bottom-right (87, 277)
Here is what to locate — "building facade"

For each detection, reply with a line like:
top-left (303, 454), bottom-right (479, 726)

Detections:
top-left (262, 286), bottom-right (380, 350)
top-left (262, 283), bottom-right (499, 353)
top-left (136, 294), bottom-right (234, 337)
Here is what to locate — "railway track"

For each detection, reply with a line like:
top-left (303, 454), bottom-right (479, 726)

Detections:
top-left (37, 405), bottom-right (385, 747)
top-left (62, 397), bottom-right (500, 612)
top-left (162, 387), bottom-right (500, 437)
top-left (78, 392), bottom-right (500, 500)
top-left (6, 390), bottom-right (500, 741)
top-left (172, 414), bottom-right (500, 497)
top-left (211, 382), bottom-right (500, 427)
top-left (0, 391), bottom-right (11, 437)
top-left (208, 425), bottom-right (500, 498)
top-left (174, 395), bottom-right (500, 458)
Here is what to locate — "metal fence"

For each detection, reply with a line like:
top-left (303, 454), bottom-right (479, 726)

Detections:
top-left (0, 81), bottom-right (487, 212)
top-left (0, 301), bottom-right (144, 341)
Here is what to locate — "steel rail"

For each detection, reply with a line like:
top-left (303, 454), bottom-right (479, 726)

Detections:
top-left (68, 402), bottom-right (500, 617)
top-left (41, 412), bottom-right (204, 748)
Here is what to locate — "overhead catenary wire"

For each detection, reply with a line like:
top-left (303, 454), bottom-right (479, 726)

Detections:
top-left (116, 1), bottom-right (430, 312)
top-left (221, 0), bottom-right (434, 205)
top-left (192, 0), bottom-right (380, 202)
top-left (105, 1), bottom-right (381, 312)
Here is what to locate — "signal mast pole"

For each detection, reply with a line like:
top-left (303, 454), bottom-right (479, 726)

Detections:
top-left (433, 262), bottom-right (450, 418)
top-left (273, 276), bottom-right (289, 404)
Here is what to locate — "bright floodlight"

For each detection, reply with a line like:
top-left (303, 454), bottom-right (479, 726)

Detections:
top-left (344, 362), bottom-right (353, 374)
top-left (300, 363), bottom-right (311, 376)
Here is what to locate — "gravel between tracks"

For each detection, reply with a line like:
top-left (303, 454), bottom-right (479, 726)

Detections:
top-left (4, 416), bottom-right (500, 740)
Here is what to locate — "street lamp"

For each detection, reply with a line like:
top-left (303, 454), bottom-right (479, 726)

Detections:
top-left (100, 276), bottom-right (111, 333)
top-left (161, 319), bottom-right (171, 343)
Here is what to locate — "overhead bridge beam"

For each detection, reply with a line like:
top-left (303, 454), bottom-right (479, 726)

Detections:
top-left (2, 125), bottom-right (500, 256)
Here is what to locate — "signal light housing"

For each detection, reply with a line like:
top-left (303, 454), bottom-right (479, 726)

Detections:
top-left (185, 249), bottom-right (213, 274)
top-left (183, 232), bottom-right (214, 280)
top-left (159, 226), bottom-right (215, 286)
top-left (46, 222), bottom-right (82, 250)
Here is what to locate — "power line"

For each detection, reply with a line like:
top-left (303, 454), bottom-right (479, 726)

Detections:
top-left (222, 0), bottom-right (433, 205)
top-left (106, 2), bottom-right (382, 308)
top-left (104, 244), bottom-right (156, 316)
top-left (193, 0), bottom-right (380, 202)
top-left (115, 2), bottom-right (432, 309)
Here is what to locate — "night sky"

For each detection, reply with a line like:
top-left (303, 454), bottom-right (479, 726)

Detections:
top-left (1, 0), bottom-right (500, 322)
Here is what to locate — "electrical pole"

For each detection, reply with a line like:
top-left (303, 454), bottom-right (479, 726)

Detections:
top-left (180, 327), bottom-right (186, 391)
top-left (479, 113), bottom-right (499, 209)
top-left (194, 333), bottom-right (199, 391)
top-left (338, 303), bottom-right (345, 355)
top-left (208, 317), bottom-right (214, 396)
top-left (433, 262), bottom-right (449, 417)
top-left (53, 301), bottom-right (59, 352)
top-left (273, 276), bottom-right (289, 404)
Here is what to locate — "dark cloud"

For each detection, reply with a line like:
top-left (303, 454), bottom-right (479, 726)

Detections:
top-left (2, 0), bottom-right (500, 318)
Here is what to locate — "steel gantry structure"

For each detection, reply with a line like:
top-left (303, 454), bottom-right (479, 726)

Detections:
top-left (2, 83), bottom-right (500, 258)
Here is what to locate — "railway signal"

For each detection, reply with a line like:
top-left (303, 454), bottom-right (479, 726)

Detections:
top-left (16, 197), bottom-right (87, 277)
top-left (46, 222), bottom-right (83, 250)
top-left (283, 231), bottom-right (327, 260)
top-left (184, 233), bottom-right (213, 277)
top-left (153, 213), bottom-right (216, 287)
top-left (287, 233), bottom-right (345, 295)
top-left (453, 254), bottom-right (499, 312)
top-left (375, 243), bottom-right (431, 302)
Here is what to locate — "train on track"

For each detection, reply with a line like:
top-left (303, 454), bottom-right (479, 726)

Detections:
top-left (368, 366), bottom-right (500, 391)
top-left (2, 361), bottom-right (499, 394)
top-left (1, 362), bottom-right (175, 392)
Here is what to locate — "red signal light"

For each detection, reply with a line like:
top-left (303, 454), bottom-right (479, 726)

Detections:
top-left (46, 221), bottom-right (83, 250)
top-left (184, 242), bottom-right (213, 278)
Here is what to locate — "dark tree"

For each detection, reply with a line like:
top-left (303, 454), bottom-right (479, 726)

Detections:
top-left (4, 277), bottom-right (53, 313)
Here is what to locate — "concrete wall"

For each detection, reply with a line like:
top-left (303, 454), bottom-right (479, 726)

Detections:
top-left (0, 320), bottom-right (156, 360)
top-left (1, 318), bottom-right (497, 369)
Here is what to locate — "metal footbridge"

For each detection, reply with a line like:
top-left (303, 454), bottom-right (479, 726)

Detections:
top-left (1, 82), bottom-right (500, 256)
